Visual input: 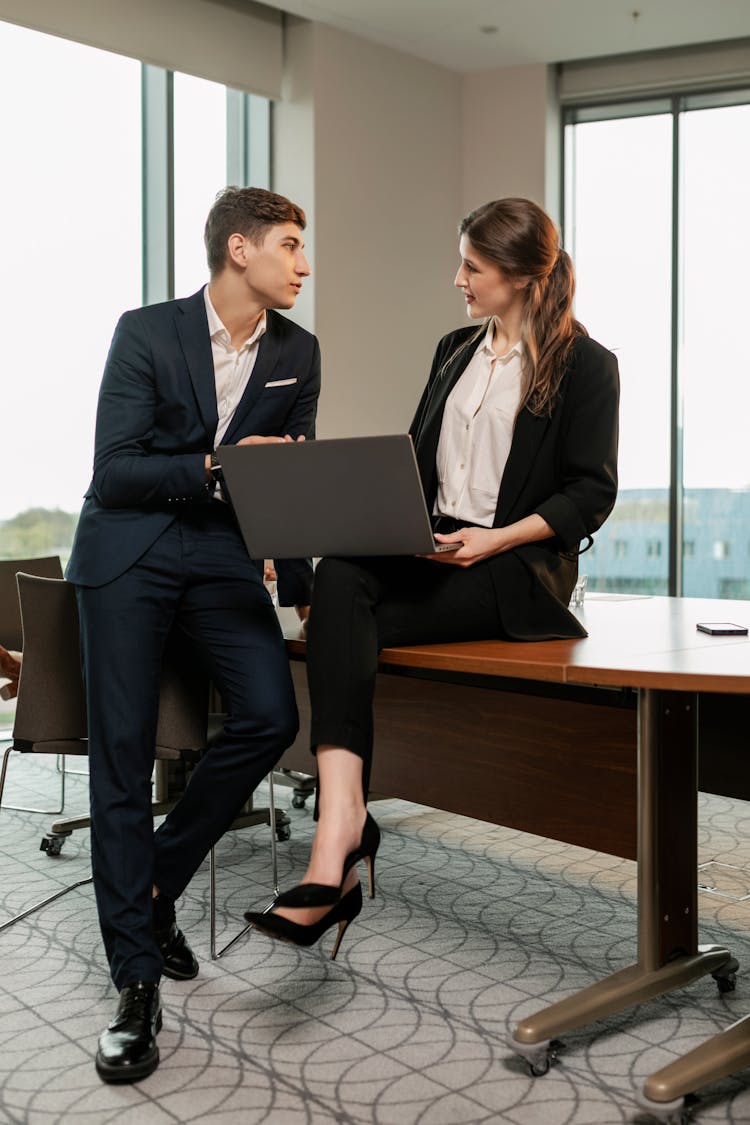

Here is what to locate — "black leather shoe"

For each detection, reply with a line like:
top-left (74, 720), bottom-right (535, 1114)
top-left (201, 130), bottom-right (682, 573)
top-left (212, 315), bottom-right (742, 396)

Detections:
top-left (153, 895), bottom-right (199, 981)
top-left (95, 982), bottom-right (161, 1083)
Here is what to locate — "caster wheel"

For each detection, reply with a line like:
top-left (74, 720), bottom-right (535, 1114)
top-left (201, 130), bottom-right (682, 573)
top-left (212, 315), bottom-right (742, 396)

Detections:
top-left (713, 956), bottom-right (740, 994)
top-left (291, 794), bottom-right (307, 809)
top-left (40, 834), bottom-right (66, 856)
top-left (276, 826), bottom-right (291, 842)
top-left (508, 1033), bottom-right (559, 1077)
top-left (638, 1090), bottom-right (696, 1123)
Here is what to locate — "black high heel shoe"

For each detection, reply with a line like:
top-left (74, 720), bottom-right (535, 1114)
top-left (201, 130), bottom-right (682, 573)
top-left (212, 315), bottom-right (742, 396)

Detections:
top-left (244, 882), bottom-right (363, 961)
top-left (267, 811), bottom-right (381, 911)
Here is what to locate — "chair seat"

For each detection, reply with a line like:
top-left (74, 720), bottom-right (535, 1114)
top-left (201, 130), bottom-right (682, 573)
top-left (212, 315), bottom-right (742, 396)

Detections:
top-left (13, 739), bottom-right (89, 756)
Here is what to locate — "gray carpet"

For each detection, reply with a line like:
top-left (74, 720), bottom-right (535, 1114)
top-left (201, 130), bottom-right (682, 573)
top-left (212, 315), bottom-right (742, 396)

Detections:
top-left (1, 752), bottom-right (750, 1124)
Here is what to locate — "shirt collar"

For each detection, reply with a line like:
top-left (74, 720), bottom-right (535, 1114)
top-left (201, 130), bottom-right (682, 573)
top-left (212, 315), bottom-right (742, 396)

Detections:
top-left (203, 285), bottom-right (267, 349)
top-left (480, 321), bottom-right (522, 364)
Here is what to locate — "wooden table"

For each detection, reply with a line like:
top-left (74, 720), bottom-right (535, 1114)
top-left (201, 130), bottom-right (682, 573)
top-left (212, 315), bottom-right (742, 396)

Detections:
top-left (283, 594), bottom-right (750, 1120)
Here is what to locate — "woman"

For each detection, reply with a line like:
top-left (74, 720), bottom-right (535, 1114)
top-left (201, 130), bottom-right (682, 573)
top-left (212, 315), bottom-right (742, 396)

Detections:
top-left (245, 197), bottom-right (619, 957)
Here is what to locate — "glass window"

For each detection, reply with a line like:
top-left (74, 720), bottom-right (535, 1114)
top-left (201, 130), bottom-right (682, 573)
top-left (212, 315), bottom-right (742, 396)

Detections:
top-left (0, 21), bottom-right (142, 559)
top-left (173, 71), bottom-right (228, 296)
top-left (564, 112), bottom-right (672, 594)
top-left (680, 103), bottom-right (750, 597)
top-left (565, 93), bottom-right (750, 598)
top-left (0, 21), bottom-right (141, 728)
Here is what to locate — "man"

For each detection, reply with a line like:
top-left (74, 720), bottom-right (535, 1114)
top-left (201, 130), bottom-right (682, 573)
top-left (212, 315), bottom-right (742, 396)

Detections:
top-left (66, 187), bottom-right (320, 1083)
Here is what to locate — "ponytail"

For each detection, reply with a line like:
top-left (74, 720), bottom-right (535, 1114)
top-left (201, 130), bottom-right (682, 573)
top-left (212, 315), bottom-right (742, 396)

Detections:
top-left (521, 248), bottom-right (588, 416)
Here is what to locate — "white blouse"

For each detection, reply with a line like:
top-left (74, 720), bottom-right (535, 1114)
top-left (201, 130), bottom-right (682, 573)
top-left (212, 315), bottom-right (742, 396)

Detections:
top-left (435, 323), bottom-right (523, 526)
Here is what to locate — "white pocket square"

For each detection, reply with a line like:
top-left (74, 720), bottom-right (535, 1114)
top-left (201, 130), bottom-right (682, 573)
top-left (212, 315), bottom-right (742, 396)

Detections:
top-left (265, 378), bottom-right (298, 387)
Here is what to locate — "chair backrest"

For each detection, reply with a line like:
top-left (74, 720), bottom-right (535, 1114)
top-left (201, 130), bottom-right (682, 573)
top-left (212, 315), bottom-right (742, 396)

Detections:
top-left (13, 573), bottom-right (87, 745)
top-left (156, 637), bottom-right (210, 756)
top-left (0, 556), bottom-right (63, 651)
top-left (13, 573), bottom-right (209, 757)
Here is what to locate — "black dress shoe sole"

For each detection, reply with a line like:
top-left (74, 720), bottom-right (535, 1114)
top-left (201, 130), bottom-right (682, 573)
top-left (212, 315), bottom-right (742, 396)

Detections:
top-left (95, 1012), bottom-right (163, 1084)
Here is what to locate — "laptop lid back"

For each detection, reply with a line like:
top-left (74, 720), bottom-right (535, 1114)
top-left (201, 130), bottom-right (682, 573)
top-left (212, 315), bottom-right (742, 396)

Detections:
top-left (218, 434), bottom-right (437, 558)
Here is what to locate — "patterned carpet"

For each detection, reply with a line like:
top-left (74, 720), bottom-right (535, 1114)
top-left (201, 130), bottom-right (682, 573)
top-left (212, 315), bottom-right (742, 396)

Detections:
top-left (1, 752), bottom-right (750, 1124)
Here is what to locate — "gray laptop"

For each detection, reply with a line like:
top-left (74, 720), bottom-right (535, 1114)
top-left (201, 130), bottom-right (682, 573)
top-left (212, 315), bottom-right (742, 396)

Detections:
top-left (218, 434), bottom-right (460, 558)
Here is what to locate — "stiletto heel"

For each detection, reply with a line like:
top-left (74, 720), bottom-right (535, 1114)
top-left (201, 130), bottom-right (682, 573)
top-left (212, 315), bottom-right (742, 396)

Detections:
top-left (330, 916), bottom-right (354, 961)
top-left (363, 855), bottom-right (376, 899)
top-left (342, 812), bottom-right (380, 896)
top-left (244, 883), bottom-right (363, 959)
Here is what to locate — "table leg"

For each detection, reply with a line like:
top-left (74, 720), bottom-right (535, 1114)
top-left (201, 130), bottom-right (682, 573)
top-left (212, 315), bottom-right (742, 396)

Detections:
top-left (510, 688), bottom-right (734, 1072)
top-left (642, 1013), bottom-right (750, 1111)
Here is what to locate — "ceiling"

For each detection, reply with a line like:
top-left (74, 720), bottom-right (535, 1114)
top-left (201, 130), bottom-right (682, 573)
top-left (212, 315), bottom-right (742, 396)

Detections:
top-left (256, 0), bottom-right (750, 72)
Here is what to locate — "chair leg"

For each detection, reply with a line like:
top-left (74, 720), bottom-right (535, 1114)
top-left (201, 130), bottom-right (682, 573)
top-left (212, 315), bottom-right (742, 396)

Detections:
top-left (209, 772), bottom-right (281, 960)
top-left (0, 744), bottom-right (93, 932)
top-left (0, 876), bottom-right (93, 935)
top-left (0, 746), bottom-right (66, 815)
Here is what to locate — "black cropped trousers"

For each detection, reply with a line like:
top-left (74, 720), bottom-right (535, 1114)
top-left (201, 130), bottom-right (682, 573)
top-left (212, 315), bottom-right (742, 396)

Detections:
top-left (305, 549), bottom-right (506, 796)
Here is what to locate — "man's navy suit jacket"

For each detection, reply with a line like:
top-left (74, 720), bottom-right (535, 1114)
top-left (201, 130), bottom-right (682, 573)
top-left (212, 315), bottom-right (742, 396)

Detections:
top-left (67, 289), bottom-right (321, 606)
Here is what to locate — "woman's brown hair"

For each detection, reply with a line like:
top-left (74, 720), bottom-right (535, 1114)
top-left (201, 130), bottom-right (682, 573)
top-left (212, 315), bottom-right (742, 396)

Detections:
top-left (459, 197), bottom-right (587, 415)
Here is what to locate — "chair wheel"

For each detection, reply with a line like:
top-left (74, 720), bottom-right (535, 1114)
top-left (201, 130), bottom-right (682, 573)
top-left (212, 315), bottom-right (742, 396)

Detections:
top-left (712, 956), bottom-right (740, 994)
top-left (291, 793), bottom-right (307, 809)
top-left (40, 834), bottom-right (66, 856)
top-left (276, 826), bottom-right (291, 842)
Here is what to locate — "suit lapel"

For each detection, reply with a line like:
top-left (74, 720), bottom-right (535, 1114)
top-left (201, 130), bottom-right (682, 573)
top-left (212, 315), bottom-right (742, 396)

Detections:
top-left (175, 290), bottom-right (218, 439)
top-left (223, 316), bottom-right (283, 444)
top-left (414, 334), bottom-right (483, 505)
top-left (494, 407), bottom-right (551, 525)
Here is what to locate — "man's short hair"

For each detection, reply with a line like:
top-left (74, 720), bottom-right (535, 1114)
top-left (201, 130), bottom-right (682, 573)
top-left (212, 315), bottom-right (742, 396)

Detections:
top-left (204, 186), bottom-right (306, 275)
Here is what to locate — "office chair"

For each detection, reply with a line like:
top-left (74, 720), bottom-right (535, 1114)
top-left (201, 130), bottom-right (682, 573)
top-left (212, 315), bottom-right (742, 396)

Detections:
top-left (0, 555), bottom-right (66, 814)
top-left (0, 573), bottom-right (282, 958)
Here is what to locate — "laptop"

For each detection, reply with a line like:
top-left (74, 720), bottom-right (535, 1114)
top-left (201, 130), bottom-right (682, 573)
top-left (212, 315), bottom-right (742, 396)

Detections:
top-left (217, 434), bottom-right (461, 558)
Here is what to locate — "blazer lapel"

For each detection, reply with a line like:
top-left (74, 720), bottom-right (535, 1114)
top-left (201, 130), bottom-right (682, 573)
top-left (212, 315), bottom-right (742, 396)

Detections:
top-left (494, 407), bottom-right (551, 525)
top-left (223, 321), bottom-right (283, 444)
top-left (414, 335), bottom-right (483, 506)
top-left (175, 291), bottom-right (218, 439)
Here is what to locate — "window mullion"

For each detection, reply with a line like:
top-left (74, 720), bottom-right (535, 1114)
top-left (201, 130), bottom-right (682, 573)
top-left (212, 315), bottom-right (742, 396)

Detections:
top-left (142, 64), bottom-right (174, 304)
top-left (668, 96), bottom-right (683, 597)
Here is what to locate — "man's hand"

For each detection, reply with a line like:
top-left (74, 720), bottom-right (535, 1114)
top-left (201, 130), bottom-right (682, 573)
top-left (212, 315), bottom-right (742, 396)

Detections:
top-left (237, 434), bottom-right (306, 446)
top-left (294, 605), bottom-right (310, 633)
top-left (0, 645), bottom-right (22, 701)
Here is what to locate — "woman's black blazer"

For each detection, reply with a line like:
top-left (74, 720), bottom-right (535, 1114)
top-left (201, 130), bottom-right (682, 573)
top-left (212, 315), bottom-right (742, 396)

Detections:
top-left (410, 327), bottom-right (620, 640)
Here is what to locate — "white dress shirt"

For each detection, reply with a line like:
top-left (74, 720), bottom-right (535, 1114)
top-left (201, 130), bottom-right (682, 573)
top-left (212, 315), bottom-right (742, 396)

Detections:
top-left (435, 323), bottom-right (523, 526)
top-left (204, 285), bottom-right (267, 448)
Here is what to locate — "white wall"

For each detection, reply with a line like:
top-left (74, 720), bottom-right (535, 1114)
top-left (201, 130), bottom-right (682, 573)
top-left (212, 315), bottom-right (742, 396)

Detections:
top-left (275, 19), bottom-right (464, 438)
top-left (462, 63), bottom-right (559, 220)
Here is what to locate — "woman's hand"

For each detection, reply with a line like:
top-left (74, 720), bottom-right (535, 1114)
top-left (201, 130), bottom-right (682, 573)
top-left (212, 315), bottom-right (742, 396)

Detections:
top-left (421, 513), bottom-right (555, 567)
top-left (422, 527), bottom-right (508, 567)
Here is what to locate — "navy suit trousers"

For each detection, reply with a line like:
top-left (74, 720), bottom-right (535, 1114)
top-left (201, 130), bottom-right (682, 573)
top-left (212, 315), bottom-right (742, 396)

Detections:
top-left (76, 502), bottom-right (298, 989)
